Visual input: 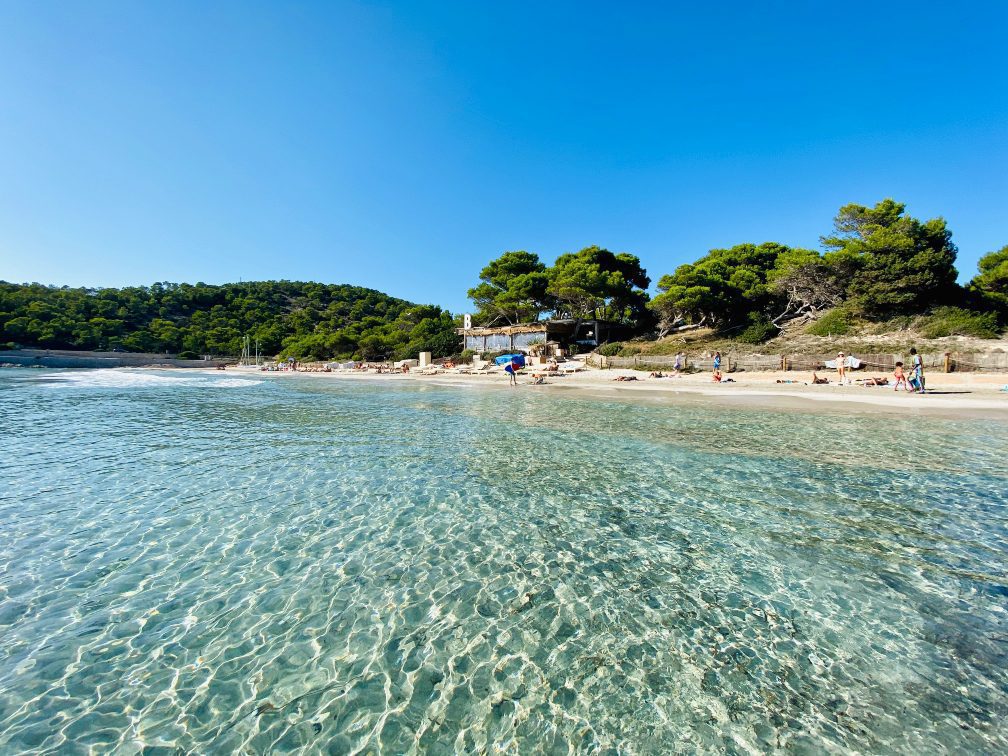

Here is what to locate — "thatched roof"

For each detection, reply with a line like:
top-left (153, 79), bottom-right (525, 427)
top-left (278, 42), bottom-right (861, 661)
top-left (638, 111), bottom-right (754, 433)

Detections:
top-left (457, 323), bottom-right (549, 336)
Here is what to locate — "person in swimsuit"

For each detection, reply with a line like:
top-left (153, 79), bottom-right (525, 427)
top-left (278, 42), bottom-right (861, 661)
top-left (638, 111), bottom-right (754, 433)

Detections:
top-left (713, 352), bottom-right (721, 373)
top-left (893, 362), bottom-right (909, 391)
top-left (836, 352), bottom-right (847, 385)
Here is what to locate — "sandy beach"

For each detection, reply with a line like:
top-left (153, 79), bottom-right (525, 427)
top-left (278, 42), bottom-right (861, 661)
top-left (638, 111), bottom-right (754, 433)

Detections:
top-left (231, 365), bottom-right (1008, 418)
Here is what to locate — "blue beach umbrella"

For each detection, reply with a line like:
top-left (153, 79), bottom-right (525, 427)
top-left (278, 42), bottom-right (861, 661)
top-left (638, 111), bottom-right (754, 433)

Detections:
top-left (494, 354), bottom-right (525, 367)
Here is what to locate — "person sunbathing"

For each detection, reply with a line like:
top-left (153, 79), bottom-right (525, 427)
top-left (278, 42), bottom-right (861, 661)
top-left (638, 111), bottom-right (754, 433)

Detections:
top-left (860, 376), bottom-right (889, 386)
top-left (811, 372), bottom-right (829, 384)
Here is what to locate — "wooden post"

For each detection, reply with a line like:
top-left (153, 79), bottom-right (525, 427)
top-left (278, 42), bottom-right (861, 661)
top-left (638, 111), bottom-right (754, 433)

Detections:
top-left (780, 355), bottom-right (786, 371)
top-left (944, 352), bottom-right (951, 373)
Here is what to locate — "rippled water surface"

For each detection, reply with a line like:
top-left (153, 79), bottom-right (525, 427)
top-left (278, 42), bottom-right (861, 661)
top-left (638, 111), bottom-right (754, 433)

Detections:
top-left (1, 368), bottom-right (1007, 754)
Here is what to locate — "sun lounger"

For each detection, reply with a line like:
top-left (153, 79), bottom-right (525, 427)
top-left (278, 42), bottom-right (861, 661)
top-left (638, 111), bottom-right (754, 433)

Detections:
top-left (558, 361), bottom-right (585, 373)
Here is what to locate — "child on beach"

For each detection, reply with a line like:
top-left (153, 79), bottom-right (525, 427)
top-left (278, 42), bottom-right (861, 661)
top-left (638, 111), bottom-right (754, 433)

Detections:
top-left (893, 362), bottom-right (909, 391)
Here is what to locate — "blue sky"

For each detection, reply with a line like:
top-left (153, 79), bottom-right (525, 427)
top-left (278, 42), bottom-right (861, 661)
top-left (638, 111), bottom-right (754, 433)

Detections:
top-left (1, 1), bottom-right (1005, 313)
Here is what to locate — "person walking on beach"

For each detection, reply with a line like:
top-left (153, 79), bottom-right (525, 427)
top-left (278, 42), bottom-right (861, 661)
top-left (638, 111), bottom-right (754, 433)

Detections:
top-left (673, 351), bottom-right (683, 376)
top-left (713, 352), bottom-right (721, 374)
top-left (836, 352), bottom-right (847, 385)
top-left (909, 348), bottom-right (925, 393)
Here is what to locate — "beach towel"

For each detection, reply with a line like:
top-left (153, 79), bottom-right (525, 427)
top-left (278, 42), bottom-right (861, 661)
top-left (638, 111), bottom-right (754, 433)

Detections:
top-left (825, 356), bottom-right (861, 369)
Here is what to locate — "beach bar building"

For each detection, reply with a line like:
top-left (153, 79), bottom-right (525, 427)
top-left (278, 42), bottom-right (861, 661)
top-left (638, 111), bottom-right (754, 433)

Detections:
top-left (459, 319), bottom-right (627, 356)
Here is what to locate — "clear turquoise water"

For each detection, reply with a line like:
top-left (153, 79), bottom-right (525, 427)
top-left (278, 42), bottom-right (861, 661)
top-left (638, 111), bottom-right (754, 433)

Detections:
top-left (1, 369), bottom-right (1007, 754)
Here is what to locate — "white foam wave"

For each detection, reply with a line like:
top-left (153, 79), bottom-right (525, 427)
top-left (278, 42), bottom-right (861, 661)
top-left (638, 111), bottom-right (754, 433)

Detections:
top-left (45, 370), bottom-right (262, 390)
top-left (208, 378), bottom-right (264, 388)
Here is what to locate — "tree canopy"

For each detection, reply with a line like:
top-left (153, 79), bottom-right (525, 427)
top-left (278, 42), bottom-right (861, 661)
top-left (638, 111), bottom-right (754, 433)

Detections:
top-left (0, 280), bottom-right (459, 362)
top-left (467, 246), bottom-right (650, 327)
top-left (822, 199), bottom-right (959, 316)
top-left (548, 247), bottom-right (650, 323)
top-left (648, 242), bottom-right (802, 334)
top-left (970, 245), bottom-right (1008, 313)
top-left (466, 251), bottom-right (552, 325)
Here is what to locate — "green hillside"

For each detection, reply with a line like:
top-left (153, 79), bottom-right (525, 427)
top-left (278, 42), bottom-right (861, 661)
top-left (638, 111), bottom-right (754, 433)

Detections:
top-left (0, 280), bottom-right (459, 361)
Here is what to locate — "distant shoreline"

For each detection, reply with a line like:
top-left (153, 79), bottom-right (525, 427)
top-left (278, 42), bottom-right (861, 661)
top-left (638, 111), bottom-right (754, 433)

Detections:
top-left (223, 365), bottom-right (1008, 419)
top-left (0, 349), bottom-right (221, 369)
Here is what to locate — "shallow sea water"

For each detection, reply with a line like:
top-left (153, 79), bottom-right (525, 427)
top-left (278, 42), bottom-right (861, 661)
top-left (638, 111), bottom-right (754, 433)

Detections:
top-left (1, 368), bottom-right (1007, 754)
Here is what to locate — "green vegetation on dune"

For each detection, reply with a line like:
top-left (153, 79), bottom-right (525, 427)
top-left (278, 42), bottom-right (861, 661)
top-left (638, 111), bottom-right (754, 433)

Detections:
top-left (917, 307), bottom-right (1000, 340)
top-left (466, 201), bottom-right (1005, 352)
top-left (0, 281), bottom-right (458, 361)
top-left (644, 200), bottom-right (1005, 345)
top-left (806, 307), bottom-right (857, 337)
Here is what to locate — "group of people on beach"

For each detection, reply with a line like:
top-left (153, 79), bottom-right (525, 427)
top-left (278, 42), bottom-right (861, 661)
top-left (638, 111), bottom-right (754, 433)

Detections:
top-left (266, 346), bottom-right (929, 395)
top-left (506, 357), bottom-right (560, 386)
top-left (896, 348), bottom-right (926, 392)
top-left (648, 351), bottom-right (720, 380)
top-left (834, 348), bottom-right (925, 391)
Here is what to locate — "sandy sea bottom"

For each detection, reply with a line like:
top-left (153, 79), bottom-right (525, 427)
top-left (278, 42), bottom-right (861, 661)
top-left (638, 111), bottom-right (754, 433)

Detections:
top-left (0, 369), bottom-right (1006, 754)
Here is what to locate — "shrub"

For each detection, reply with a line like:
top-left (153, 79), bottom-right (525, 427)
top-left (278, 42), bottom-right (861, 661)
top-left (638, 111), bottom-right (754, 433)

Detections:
top-left (597, 342), bottom-right (623, 356)
top-left (919, 307), bottom-right (1000, 339)
top-left (736, 313), bottom-right (778, 344)
top-left (177, 350), bottom-right (200, 360)
top-left (807, 307), bottom-right (854, 337)
top-left (459, 349), bottom-right (475, 363)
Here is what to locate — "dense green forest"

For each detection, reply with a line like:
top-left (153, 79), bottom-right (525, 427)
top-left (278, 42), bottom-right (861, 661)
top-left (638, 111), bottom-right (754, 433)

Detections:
top-left (4, 199), bottom-right (1005, 362)
top-left (0, 280), bottom-right (459, 361)
top-left (468, 200), bottom-right (1007, 343)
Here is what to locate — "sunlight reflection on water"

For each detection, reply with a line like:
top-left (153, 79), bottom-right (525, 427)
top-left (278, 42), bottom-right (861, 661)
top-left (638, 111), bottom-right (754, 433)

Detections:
top-left (0, 369), bottom-right (1006, 753)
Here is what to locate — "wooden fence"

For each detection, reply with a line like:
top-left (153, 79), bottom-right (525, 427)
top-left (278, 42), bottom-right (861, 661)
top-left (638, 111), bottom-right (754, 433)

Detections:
top-left (596, 351), bottom-right (1008, 373)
